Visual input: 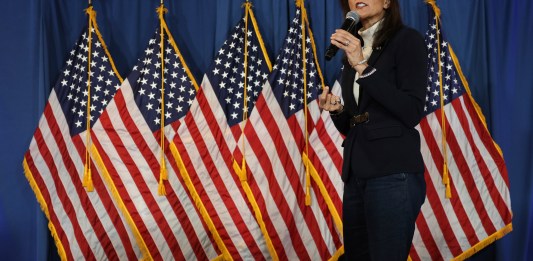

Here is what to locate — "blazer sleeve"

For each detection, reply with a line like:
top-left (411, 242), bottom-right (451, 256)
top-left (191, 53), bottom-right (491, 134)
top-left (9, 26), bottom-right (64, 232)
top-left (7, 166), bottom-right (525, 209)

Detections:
top-left (330, 110), bottom-right (351, 136)
top-left (357, 28), bottom-right (428, 128)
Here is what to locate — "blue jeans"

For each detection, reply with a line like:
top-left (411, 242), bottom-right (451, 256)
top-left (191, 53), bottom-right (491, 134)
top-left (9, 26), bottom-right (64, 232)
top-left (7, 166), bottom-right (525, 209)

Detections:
top-left (341, 173), bottom-right (426, 261)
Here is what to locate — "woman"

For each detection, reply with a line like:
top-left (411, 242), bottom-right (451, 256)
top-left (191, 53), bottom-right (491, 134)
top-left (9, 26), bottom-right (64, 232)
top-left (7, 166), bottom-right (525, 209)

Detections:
top-left (319, 0), bottom-right (428, 260)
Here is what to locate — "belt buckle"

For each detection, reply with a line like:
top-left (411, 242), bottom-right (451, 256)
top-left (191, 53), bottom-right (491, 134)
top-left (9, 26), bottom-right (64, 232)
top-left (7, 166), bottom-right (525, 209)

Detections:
top-left (350, 112), bottom-right (369, 128)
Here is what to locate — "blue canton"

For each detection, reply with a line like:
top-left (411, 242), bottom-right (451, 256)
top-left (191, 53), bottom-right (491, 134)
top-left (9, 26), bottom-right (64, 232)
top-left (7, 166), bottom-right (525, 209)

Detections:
top-left (206, 18), bottom-right (270, 127)
top-left (424, 14), bottom-right (465, 115)
top-left (130, 28), bottom-right (196, 132)
top-left (55, 27), bottom-right (121, 136)
top-left (270, 8), bottom-right (321, 119)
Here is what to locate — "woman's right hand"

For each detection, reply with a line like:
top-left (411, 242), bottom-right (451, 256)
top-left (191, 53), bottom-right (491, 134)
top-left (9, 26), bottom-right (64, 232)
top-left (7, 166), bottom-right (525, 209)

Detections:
top-left (319, 86), bottom-right (343, 113)
top-left (330, 29), bottom-right (368, 74)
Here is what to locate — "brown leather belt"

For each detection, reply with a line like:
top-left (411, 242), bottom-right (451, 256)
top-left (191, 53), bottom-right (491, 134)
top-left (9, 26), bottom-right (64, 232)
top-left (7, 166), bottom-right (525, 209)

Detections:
top-left (349, 112), bottom-right (369, 128)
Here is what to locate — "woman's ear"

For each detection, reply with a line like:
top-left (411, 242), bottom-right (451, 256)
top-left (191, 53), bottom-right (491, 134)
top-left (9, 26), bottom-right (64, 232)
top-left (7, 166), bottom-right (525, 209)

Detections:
top-left (384, 0), bottom-right (390, 9)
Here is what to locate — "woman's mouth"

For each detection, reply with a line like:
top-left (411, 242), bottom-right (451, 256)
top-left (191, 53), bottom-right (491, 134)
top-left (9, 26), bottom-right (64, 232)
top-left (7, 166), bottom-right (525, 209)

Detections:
top-left (356, 2), bottom-right (368, 8)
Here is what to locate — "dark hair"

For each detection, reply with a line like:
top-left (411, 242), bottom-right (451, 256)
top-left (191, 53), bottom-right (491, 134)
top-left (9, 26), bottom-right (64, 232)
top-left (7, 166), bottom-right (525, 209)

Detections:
top-left (339, 0), bottom-right (404, 48)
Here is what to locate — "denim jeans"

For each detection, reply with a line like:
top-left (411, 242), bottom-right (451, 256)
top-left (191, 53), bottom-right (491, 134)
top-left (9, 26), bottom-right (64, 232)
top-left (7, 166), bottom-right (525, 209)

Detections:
top-left (341, 172), bottom-right (426, 261)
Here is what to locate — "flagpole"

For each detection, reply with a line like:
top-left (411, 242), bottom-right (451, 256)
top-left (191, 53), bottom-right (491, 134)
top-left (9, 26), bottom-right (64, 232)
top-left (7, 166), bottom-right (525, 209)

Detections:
top-left (157, 3), bottom-right (168, 196)
top-left (241, 2), bottom-right (249, 176)
top-left (82, 6), bottom-right (97, 192)
top-left (294, 0), bottom-right (312, 206)
top-left (301, 5), bottom-right (344, 238)
top-left (231, 2), bottom-right (279, 259)
top-left (425, 0), bottom-right (451, 199)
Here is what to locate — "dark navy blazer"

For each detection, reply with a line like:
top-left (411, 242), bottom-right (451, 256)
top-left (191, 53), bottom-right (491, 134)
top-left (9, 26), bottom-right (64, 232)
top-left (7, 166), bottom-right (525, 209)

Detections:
top-left (331, 26), bottom-right (428, 182)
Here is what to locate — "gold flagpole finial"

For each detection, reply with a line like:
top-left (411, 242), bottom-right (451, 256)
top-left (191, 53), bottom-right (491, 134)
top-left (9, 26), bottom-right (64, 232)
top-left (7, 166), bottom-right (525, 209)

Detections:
top-left (425, 0), bottom-right (441, 18)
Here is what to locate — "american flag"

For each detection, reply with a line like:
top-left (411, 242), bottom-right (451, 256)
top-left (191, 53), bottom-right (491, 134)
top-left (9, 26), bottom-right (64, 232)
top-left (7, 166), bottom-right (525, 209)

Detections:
top-left (22, 8), bottom-right (143, 260)
top-left (172, 4), bottom-right (275, 259)
top-left (91, 8), bottom-right (220, 260)
top-left (410, 4), bottom-right (513, 260)
top-left (241, 5), bottom-right (344, 259)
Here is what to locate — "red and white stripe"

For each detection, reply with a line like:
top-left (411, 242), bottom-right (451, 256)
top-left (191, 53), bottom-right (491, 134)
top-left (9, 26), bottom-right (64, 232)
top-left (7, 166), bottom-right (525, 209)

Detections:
top-left (24, 91), bottom-right (142, 260)
top-left (411, 95), bottom-right (512, 260)
top-left (307, 80), bottom-right (344, 212)
top-left (91, 79), bottom-right (219, 261)
top-left (172, 75), bottom-right (271, 260)
top-left (241, 80), bottom-right (343, 260)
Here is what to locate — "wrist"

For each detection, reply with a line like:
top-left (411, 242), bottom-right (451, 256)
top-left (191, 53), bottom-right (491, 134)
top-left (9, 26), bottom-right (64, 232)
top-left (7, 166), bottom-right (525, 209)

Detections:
top-left (329, 104), bottom-right (344, 115)
top-left (354, 63), bottom-right (368, 74)
top-left (351, 58), bottom-right (368, 74)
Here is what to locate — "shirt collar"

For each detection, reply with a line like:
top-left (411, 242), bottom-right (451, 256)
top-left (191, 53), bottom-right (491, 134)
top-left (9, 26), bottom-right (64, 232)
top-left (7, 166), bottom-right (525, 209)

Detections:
top-left (358, 19), bottom-right (383, 46)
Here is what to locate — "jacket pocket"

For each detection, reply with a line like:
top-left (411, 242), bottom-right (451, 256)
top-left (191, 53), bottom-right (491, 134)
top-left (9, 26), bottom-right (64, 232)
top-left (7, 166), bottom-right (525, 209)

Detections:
top-left (364, 125), bottom-right (403, 140)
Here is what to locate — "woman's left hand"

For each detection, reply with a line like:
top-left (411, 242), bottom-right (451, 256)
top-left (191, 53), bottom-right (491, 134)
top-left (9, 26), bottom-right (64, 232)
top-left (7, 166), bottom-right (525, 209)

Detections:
top-left (319, 86), bottom-right (343, 112)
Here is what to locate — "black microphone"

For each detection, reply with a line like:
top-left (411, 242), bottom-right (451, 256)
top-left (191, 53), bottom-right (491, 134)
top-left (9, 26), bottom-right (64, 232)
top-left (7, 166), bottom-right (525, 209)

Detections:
top-left (325, 11), bottom-right (360, 61)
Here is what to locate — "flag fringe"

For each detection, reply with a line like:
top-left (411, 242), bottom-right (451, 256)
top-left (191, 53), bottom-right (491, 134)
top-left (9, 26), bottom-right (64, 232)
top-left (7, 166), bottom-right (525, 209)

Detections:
top-left (232, 159), bottom-right (279, 260)
top-left (423, 3), bottom-right (512, 260)
top-left (90, 145), bottom-right (153, 260)
top-left (452, 223), bottom-right (513, 261)
top-left (302, 153), bottom-right (343, 236)
top-left (169, 143), bottom-right (232, 260)
top-left (211, 254), bottom-right (226, 261)
top-left (156, 7), bottom-right (231, 258)
top-left (448, 46), bottom-right (506, 158)
top-left (23, 159), bottom-right (68, 261)
top-left (328, 245), bottom-right (344, 261)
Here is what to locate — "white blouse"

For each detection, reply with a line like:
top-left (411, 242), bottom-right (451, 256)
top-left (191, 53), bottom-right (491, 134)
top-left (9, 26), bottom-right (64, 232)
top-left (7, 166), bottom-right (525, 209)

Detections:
top-left (353, 19), bottom-right (383, 105)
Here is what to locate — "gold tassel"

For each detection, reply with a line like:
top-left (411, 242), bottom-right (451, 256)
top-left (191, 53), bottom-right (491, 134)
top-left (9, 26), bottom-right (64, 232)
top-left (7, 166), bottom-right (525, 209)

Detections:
top-left (304, 158), bottom-right (311, 206)
top-left (240, 158), bottom-right (247, 182)
top-left (161, 162), bottom-right (168, 180)
top-left (443, 164), bottom-right (451, 198)
top-left (158, 177), bottom-right (166, 196)
top-left (83, 163), bottom-right (89, 186)
top-left (83, 165), bottom-right (94, 192)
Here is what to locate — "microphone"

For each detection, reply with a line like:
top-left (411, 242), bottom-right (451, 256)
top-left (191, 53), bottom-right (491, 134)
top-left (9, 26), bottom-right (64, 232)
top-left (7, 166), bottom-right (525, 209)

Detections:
top-left (325, 11), bottom-right (360, 61)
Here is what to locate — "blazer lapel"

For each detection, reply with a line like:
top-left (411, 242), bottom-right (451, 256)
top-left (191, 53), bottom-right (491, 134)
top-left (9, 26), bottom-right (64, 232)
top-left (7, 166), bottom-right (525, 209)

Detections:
top-left (340, 65), bottom-right (358, 115)
top-left (358, 45), bottom-right (384, 111)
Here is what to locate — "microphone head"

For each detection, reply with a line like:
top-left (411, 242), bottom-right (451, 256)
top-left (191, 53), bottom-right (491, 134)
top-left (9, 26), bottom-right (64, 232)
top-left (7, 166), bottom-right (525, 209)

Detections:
top-left (325, 11), bottom-right (360, 61)
top-left (346, 11), bottom-right (360, 24)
